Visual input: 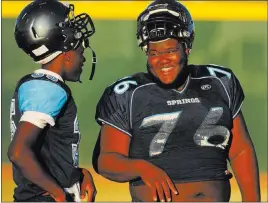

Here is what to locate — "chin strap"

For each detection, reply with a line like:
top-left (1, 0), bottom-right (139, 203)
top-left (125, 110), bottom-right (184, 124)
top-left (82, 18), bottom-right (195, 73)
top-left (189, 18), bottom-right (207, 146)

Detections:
top-left (89, 45), bottom-right (97, 80)
top-left (82, 39), bottom-right (97, 81)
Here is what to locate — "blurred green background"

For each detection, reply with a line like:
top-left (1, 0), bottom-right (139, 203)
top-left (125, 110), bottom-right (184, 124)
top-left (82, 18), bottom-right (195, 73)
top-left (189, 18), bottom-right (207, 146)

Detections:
top-left (2, 19), bottom-right (267, 172)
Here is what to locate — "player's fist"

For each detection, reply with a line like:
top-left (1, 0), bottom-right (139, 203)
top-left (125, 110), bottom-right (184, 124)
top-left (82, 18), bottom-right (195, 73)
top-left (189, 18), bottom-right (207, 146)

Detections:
top-left (80, 168), bottom-right (97, 202)
top-left (136, 160), bottom-right (178, 202)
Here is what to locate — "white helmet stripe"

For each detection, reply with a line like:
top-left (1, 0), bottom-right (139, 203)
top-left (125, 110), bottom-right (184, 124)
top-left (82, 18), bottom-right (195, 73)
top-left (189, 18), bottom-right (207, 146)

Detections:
top-left (143, 7), bottom-right (181, 21)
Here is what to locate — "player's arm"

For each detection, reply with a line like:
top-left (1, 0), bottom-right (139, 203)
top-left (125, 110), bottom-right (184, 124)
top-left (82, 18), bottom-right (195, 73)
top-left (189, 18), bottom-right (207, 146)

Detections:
top-left (228, 112), bottom-right (261, 201)
top-left (8, 121), bottom-right (66, 201)
top-left (7, 80), bottom-right (68, 201)
top-left (97, 124), bottom-right (145, 182)
top-left (94, 85), bottom-right (146, 182)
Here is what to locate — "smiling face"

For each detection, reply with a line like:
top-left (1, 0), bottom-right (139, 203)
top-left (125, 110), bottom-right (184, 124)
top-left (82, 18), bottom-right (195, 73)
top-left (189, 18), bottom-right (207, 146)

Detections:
top-left (147, 38), bottom-right (189, 85)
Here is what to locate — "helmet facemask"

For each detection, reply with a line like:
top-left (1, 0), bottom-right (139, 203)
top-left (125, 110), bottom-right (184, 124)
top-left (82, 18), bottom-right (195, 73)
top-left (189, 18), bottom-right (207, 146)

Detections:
top-left (56, 4), bottom-right (97, 80)
top-left (59, 4), bottom-right (95, 51)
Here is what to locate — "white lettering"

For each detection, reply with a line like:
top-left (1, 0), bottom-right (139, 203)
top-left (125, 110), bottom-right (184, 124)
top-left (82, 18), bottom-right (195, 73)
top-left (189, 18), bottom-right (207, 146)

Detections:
top-left (167, 98), bottom-right (200, 106)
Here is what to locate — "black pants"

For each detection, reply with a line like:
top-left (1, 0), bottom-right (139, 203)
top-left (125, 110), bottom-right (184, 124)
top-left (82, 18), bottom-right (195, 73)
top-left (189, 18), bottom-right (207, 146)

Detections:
top-left (14, 195), bottom-right (55, 202)
top-left (14, 192), bottom-right (75, 202)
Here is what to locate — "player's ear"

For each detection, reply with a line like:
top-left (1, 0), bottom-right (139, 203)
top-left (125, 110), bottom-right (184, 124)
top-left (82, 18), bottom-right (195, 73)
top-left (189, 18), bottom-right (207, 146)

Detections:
top-left (185, 48), bottom-right (190, 56)
top-left (63, 51), bottom-right (73, 65)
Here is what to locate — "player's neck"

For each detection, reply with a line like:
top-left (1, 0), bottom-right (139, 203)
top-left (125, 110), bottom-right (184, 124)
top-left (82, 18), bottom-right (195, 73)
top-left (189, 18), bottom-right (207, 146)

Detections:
top-left (41, 62), bottom-right (64, 79)
top-left (177, 75), bottom-right (190, 91)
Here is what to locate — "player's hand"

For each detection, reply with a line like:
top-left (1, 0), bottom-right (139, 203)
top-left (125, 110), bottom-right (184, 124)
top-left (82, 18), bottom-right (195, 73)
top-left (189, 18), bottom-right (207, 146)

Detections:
top-left (51, 189), bottom-right (66, 202)
top-left (80, 168), bottom-right (97, 202)
top-left (136, 160), bottom-right (178, 202)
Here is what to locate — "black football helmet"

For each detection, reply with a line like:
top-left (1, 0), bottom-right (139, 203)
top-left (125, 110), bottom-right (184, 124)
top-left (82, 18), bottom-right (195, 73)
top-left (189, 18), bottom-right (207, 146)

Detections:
top-left (137, 0), bottom-right (195, 53)
top-left (14, 0), bottom-right (96, 80)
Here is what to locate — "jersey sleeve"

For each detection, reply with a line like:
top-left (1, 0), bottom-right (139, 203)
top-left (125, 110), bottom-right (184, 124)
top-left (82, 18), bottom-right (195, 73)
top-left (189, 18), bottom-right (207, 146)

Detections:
top-left (95, 86), bottom-right (132, 137)
top-left (206, 65), bottom-right (245, 118)
top-left (229, 71), bottom-right (245, 118)
top-left (18, 80), bottom-right (68, 127)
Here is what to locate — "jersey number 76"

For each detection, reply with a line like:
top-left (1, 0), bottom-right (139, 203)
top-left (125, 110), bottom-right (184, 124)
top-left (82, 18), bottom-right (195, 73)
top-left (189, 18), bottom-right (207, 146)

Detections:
top-left (140, 107), bottom-right (230, 157)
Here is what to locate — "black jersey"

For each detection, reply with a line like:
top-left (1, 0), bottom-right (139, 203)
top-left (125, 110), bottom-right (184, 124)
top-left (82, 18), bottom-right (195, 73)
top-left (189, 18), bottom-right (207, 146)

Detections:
top-left (95, 64), bottom-right (244, 186)
top-left (10, 72), bottom-right (82, 201)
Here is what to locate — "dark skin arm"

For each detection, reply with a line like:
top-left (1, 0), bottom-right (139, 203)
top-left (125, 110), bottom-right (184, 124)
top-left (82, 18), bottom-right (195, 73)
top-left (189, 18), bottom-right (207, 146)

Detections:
top-left (97, 124), bottom-right (178, 202)
top-left (80, 168), bottom-right (97, 202)
top-left (229, 112), bottom-right (261, 202)
top-left (7, 121), bottom-right (66, 202)
top-left (97, 124), bottom-right (140, 182)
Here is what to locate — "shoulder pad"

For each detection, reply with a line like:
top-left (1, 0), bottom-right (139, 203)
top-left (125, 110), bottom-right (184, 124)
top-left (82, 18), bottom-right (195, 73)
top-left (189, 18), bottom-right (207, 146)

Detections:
top-left (15, 73), bottom-right (71, 96)
top-left (107, 72), bottom-right (153, 95)
top-left (190, 64), bottom-right (233, 79)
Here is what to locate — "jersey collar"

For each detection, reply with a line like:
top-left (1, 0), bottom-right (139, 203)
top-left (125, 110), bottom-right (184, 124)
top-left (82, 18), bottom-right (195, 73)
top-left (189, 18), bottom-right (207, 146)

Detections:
top-left (34, 69), bottom-right (64, 82)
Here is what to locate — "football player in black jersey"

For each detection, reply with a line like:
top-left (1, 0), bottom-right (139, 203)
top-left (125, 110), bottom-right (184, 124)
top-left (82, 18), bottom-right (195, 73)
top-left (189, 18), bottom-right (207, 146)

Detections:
top-left (93, 0), bottom-right (260, 202)
top-left (8, 0), bottom-right (97, 202)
